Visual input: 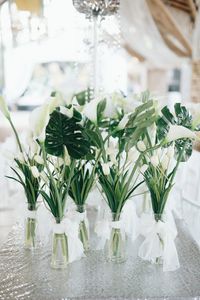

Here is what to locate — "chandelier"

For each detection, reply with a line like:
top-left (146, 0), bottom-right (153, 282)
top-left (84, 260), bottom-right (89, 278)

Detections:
top-left (72, 0), bottom-right (120, 18)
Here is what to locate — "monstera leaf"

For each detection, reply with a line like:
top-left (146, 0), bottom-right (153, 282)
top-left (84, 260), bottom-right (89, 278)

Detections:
top-left (45, 110), bottom-right (90, 159)
top-left (124, 100), bottom-right (158, 151)
top-left (157, 103), bottom-right (194, 162)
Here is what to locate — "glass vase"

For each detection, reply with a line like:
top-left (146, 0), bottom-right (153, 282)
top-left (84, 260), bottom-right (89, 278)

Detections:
top-left (51, 229), bottom-right (68, 269)
top-left (105, 213), bottom-right (126, 263)
top-left (153, 213), bottom-right (165, 265)
top-left (76, 205), bottom-right (90, 252)
top-left (24, 210), bottom-right (37, 250)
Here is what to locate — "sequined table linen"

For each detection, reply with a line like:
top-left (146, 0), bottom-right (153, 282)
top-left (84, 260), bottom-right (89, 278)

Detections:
top-left (0, 219), bottom-right (200, 300)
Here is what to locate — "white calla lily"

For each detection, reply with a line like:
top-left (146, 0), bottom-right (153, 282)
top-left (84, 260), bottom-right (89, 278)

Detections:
top-left (34, 155), bottom-right (44, 165)
top-left (30, 166), bottom-right (40, 178)
top-left (127, 147), bottom-right (140, 163)
top-left (166, 146), bottom-right (174, 159)
top-left (0, 96), bottom-right (10, 119)
top-left (137, 141), bottom-right (146, 152)
top-left (30, 103), bottom-right (50, 142)
top-left (118, 114), bottom-right (130, 130)
top-left (47, 96), bottom-right (60, 114)
top-left (166, 125), bottom-right (196, 143)
top-left (150, 155), bottom-right (159, 167)
top-left (30, 96), bottom-right (60, 143)
top-left (161, 154), bottom-right (170, 171)
top-left (101, 162), bottom-right (112, 176)
top-left (16, 152), bottom-right (25, 163)
top-left (106, 138), bottom-right (118, 164)
top-left (83, 99), bottom-right (99, 123)
top-left (63, 146), bottom-right (71, 166)
top-left (60, 106), bottom-right (73, 118)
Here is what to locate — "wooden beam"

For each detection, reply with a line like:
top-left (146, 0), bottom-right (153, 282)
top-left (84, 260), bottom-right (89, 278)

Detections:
top-left (165, 2), bottom-right (190, 12)
top-left (187, 0), bottom-right (197, 19)
top-left (147, 0), bottom-right (192, 57)
top-left (123, 43), bottom-right (146, 62)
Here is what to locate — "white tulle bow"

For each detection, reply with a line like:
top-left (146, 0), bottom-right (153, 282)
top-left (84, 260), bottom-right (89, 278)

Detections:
top-left (138, 213), bottom-right (180, 272)
top-left (67, 210), bottom-right (90, 237)
top-left (36, 205), bottom-right (85, 263)
top-left (25, 209), bottom-right (37, 219)
top-left (95, 201), bottom-right (139, 250)
top-left (53, 218), bottom-right (85, 263)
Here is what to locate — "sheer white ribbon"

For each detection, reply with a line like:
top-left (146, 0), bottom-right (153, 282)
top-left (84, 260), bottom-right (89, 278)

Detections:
top-left (36, 204), bottom-right (85, 263)
top-left (25, 209), bottom-right (37, 219)
top-left (95, 201), bottom-right (139, 250)
top-left (138, 212), bottom-right (180, 272)
top-left (53, 218), bottom-right (85, 263)
top-left (67, 210), bottom-right (89, 235)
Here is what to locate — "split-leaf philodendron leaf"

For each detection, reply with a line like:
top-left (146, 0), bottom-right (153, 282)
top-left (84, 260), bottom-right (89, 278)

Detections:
top-left (157, 103), bottom-right (195, 162)
top-left (45, 109), bottom-right (90, 159)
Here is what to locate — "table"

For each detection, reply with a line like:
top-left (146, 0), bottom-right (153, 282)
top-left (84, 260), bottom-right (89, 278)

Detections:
top-left (0, 217), bottom-right (200, 300)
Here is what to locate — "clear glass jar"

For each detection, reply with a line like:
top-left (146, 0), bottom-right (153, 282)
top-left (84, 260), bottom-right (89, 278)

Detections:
top-left (24, 210), bottom-right (37, 250)
top-left (105, 212), bottom-right (126, 263)
top-left (51, 231), bottom-right (68, 269)
top-left (76, 205), bottom-right (90, 252)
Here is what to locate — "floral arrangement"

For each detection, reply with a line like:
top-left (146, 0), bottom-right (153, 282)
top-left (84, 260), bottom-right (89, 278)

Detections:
top-left (0, 91), bottom-right (199, 271)
top-left (137, 103), bottom-right (200, 271)
top-left (0, 96), bottom-right (44, 249)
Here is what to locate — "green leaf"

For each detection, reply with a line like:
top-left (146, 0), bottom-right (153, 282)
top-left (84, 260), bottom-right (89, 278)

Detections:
top-left (74, 89), bottom-right (90, 106)
top-left (97, 99), bottom-right (106, 123)
top-left (161, 106), bottom-right (176, 124)
top-left (174, 103), bottom-right (192, 128)
top-left (85, 129), bottom-right (103, 149)
top-left (156, 104), bottom-right (194, 161)
top-left (45, 110), bottom-right (91, 159)
top-left (156, 116), bottom-right (169, 141)
top-left (175, 139), bottom-right (192, 162)
top-left (40, 190), bottom-right (57, 217)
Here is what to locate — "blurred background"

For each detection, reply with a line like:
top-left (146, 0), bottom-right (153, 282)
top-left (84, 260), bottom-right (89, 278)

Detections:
top-left (0, 0), bottom-right (199, 140)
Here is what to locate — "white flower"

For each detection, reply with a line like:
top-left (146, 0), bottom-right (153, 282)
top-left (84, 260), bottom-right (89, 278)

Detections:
top-left (156, 148), bottom-right (163, 160)
top-left (26, 131), bottom-right (39, 154)
top-left (150, 155), bottom-right (159, 167)
top-left (47, 96), bottom-right (60, 114)
top-left (161, 154), bottom-right (170, 171)
top-left (60, 106), bottom-right (73, 118)
top-left (166, 146), bottom-right (174, 159)
top-left (30, 97), bottom-right (59, 143)
top-left (106, 138), bottom-right (118, 164)
top-left (103, 97), bottom-right (116, 118)
top-left (16, 152), bottom-right (25, 163)
top-left (83, 99), bottom-right (99, 123)
top-left (166, 125), bottom-right (196, 143)
top-left (34, 155), bottom-right (44, 165)
top-left (63, 147), bottom-right (71, 166)
top-left (57, 157), bottom-right (64, 167)
top-left (101, 162), bottom-right (112, 176)
top-left (30, 103), bottom-right (50, 143)
top-left (137, 141), bottom-right (146, 152)
top-left (118, 114), bottom-right (130, 130)
top-left (140, 164), bottom-right (148, 174)
top-left (30, 166), bottom-right (40, 178)
top-left (0, 96), bottom-right (10, 119)
top-left (127, 147), bottom-right (140, 163)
